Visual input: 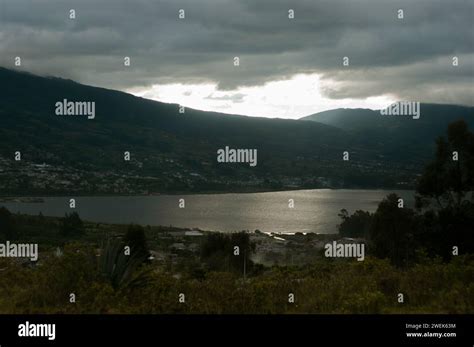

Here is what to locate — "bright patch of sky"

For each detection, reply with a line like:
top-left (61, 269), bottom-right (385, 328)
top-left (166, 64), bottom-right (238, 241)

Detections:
top-left (127, 73), bottom-right (396, 119)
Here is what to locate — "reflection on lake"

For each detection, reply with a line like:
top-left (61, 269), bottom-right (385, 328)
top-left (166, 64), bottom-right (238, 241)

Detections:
top-left (0, 189), bottom-right (414, 234)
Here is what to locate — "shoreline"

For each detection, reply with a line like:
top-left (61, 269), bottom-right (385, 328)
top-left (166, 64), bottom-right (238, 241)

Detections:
top-left (0, 187), bottom-right (416, 201)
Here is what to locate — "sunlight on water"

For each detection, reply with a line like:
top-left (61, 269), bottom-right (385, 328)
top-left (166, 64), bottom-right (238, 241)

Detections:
top-left (1, 189), bottom-right (414, 234)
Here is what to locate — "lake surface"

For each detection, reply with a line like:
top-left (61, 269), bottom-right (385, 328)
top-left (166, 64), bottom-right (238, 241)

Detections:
top-left (0, 189), bottom-right (414, 234)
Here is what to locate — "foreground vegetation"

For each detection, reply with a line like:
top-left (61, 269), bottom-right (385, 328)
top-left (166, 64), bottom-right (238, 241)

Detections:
top-left (0, 120), bottom-right (472, 314)
top-left (0, 206), bottom-right (472, 314)
top-left (0, 246), bottom-right (472, 314)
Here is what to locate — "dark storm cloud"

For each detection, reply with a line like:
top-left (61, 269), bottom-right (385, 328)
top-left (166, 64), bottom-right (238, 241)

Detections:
top-left (0, 0), bottom-right (473, 105)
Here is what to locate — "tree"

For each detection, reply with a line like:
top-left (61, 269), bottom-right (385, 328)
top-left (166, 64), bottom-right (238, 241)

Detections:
top-left (200, 232), bottom-right (255, 274)
top-left (0, 207), bottom-right (18, 241)
top-left (416, 120), bottom-right (474, 210)
top-left (415, 120), bottom-right (474, 258)
top-left (369, 194), bottom-right (418, 267)
top-left (337, 209), bottom-right (372, 238)
top-left (123, 224), bottom-right (149, 260)
top-left (60, 212), bottom-right (84, 236)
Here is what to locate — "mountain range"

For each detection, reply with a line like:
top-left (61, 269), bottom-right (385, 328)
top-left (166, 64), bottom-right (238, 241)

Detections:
top-left (300, 105), bottom-right (474, 162)
top-left (1, 67), bottom-right (472, 194)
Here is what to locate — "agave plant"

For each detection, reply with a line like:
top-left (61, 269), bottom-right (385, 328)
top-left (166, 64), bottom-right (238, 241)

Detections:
top-left (98, 237), bottom-right (151, 290)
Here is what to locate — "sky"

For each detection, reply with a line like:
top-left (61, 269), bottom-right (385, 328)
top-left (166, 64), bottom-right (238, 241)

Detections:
top-left (0, 0), bottom-right (473, 119)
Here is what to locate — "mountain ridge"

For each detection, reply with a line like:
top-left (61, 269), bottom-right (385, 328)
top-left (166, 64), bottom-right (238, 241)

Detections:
top-left (1, 67), bottom-right (472, 194)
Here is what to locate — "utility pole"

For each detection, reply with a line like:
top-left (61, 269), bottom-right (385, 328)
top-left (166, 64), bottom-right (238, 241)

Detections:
top-left (243, 249), bottom-right (246, 281)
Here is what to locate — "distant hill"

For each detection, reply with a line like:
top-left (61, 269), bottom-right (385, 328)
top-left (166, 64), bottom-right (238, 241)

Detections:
top-left (1, 67), bottom-right (471, 194)
top-left (300, 104), bottom-right (474, 162)
top-left (0, 67), bottom-right (357, 194)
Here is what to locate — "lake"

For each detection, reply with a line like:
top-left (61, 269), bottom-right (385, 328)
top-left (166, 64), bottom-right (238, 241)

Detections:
top-left (0, 189), bottom-right (414, 234)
